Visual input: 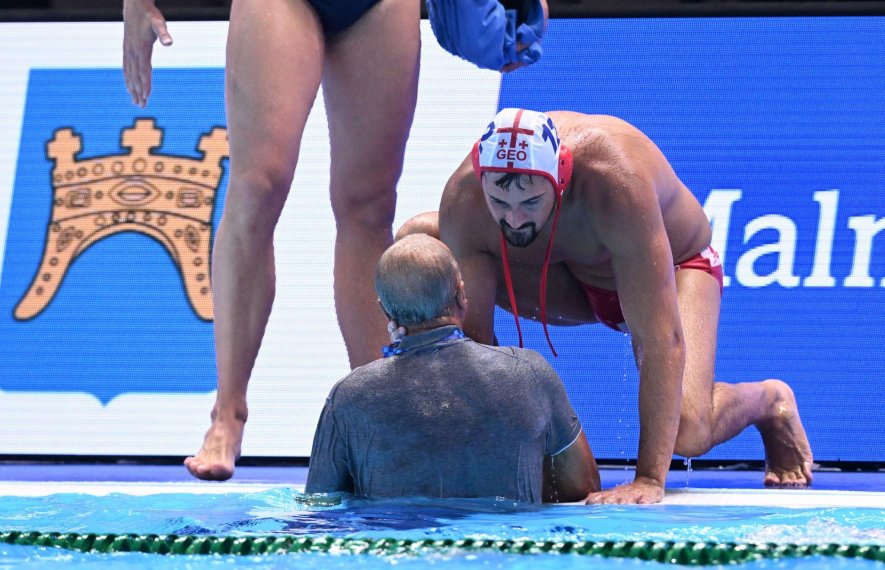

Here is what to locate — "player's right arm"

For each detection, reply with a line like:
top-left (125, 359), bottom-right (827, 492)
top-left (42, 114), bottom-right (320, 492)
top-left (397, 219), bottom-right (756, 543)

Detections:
top-left (123, 0), bottom-right (173, 108)
top-left (439, 163), bottom-right (499, 345)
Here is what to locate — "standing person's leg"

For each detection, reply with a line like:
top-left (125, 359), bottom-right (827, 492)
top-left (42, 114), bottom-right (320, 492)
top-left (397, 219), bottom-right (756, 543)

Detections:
top-left (184, 0), bottom-right (325, 480)
top-left (322, 0), bottom-right (421, 367)
top-left (672, 269), bottom-right (814, 487)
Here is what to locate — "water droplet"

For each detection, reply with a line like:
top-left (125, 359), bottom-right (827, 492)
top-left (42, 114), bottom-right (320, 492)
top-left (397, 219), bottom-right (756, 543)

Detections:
top-left (622, 332), bottom-right (631, 484)
top-left (683, 456), bottom-right (693, 488)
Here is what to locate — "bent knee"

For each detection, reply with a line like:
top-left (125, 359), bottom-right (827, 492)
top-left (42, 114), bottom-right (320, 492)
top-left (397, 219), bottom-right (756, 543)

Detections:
top-left (674, 414), bottom-right (714, 458)
top-left (395, 211), bottom-right (439, 241)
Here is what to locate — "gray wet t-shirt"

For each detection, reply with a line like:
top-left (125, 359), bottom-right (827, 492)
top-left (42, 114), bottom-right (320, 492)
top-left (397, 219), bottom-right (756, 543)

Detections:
top-left (305, 325), bottom-right (582, 503)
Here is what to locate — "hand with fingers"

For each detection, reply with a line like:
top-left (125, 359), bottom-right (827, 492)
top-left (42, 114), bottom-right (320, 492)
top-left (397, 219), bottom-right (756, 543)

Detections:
top-left (499, 40), bottom-right (530, 73)
top-left (123, 0), bottom-right (173, 108)
top-left (584, 477), bottom-right (665, 505)
top-left (426, 0), bottom-right (548, 74)
top-left (500, 0), bottom-right (549, 73)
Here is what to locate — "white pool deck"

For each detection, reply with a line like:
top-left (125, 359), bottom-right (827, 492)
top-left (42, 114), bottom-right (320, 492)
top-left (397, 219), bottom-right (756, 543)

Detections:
top-left (0, 465), bottom-right (881, 508)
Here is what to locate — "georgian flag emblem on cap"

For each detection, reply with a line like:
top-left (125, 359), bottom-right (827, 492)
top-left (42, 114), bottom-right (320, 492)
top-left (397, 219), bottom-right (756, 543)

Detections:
top-left (475, 108), bottom-right (563, 191)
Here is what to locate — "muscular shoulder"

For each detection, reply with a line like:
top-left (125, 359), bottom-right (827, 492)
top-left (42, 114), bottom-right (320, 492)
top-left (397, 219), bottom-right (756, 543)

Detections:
top-left (552, 113), bottom-right (663, 212)
top-left (553, 113), bottom-right (656, 172)
top-left (552, 112), bottom-right (648, 156)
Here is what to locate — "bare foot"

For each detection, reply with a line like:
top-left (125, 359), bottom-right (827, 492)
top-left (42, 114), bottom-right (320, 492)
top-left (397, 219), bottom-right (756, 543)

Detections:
top-left (756, 380), bottom-right (814, 488)
top-left (183, 416), bottom-right (245, 481)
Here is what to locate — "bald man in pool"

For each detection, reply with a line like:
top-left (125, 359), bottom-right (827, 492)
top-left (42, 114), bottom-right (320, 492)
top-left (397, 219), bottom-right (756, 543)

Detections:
top-left (306, 234), bottom-right (600, 502)
top-left (397, 108), bottom-right (814, 504)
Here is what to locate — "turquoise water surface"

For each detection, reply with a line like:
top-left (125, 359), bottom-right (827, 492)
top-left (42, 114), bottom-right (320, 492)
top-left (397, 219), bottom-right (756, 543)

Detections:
top-left (0, 489), bottom-right (882, 569)
top-left (0, 544), bottom-right (881, 570)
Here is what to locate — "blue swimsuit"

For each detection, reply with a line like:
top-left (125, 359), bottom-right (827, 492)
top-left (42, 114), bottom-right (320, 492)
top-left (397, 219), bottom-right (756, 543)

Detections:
top-left (307, 0), bottom-right (383, 35)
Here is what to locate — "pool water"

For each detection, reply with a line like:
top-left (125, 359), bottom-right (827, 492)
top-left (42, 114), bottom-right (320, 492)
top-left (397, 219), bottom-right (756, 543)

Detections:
top-left (0, 467), bottom-right (881, 569)
top-left (0, 545), bottom-right (882, 570)
top-left (0, 488), bottom-right (883, 568)
top-left (1, 488), bottom-right (884, 543)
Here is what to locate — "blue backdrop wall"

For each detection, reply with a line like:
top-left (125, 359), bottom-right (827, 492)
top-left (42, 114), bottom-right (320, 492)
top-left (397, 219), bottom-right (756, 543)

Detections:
top-left (494, 17), bottom-right (885, 462)
top-left (0, 18), bottom-right (882, 462)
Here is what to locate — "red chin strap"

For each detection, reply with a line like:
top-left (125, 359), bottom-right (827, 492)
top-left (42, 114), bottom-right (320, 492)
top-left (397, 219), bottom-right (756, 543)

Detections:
top-left (499, 196), bottom-right (563, 357)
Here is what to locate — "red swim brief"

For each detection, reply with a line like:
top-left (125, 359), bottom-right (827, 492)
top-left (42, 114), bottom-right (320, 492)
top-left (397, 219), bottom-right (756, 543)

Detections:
top-left (580, 246), bottom-right (724, 332)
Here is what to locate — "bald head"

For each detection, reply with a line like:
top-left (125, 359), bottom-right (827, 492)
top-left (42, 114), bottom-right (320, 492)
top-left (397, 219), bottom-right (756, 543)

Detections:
top-left (375, 234), bottom-right (464, 328)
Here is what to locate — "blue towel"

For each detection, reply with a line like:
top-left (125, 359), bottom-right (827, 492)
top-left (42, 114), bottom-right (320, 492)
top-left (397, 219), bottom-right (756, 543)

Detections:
top-left (426, 0), bottom-right (545, 71)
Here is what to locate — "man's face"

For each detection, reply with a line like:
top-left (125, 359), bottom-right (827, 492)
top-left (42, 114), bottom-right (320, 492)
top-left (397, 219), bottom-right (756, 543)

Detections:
top-left (481, 173), bottom-right (556, 247)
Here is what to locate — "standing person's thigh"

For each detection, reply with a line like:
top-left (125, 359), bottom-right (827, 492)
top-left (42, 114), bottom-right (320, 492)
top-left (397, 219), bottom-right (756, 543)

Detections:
top-left (322, 0), bottom-right (420, 214)
top-left (225, 0), bottom-right (326, 218)
top-left (674, 269), bottom-right (722, 429)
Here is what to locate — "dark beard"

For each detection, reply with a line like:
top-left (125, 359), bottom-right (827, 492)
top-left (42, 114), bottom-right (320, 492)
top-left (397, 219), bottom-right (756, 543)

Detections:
top-left (501, 220), bottom-right (539, 247)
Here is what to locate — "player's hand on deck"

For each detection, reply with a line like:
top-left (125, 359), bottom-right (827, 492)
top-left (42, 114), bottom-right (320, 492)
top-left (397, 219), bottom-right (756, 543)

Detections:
top-left (123, 0), bottom-right (172, 108)
top-left (584, 477), bottom-right (665, 505)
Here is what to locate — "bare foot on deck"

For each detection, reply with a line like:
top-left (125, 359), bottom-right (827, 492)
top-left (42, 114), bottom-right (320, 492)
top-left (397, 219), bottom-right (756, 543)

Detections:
top-left (756, 380), bottom-right (814, 488)
top-left (184, 417), bottom-right (244, 481)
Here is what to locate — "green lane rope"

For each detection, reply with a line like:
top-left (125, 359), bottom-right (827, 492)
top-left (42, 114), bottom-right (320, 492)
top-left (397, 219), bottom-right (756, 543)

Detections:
top-left (2, 532), bottom-right (883, 565)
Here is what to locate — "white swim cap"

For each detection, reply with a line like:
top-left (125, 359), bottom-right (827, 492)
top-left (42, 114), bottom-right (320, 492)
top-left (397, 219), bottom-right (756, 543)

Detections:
top-left (471, 108), bottom-right (572, 194)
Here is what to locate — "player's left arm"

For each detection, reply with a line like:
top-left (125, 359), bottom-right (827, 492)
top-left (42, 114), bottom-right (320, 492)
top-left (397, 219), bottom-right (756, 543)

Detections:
top-left (584, 167), bottom-right (685, 505)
